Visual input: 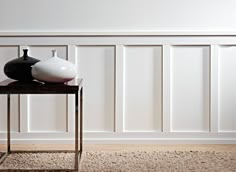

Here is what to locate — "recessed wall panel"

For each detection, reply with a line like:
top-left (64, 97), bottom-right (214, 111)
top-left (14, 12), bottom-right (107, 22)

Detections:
top-left (171, 46), bottom-right (210, 132)
top-left (27, 46), bottom-right (67, 132)
top-left (124, 46), bottom-right (162, 131)
top-left (219, 46), bottom-right (236, 131)
top-left (0, 46), bottom-right (19, 132)
top-left (77, 46), bottom-right (115, 132)
top-left (28, 95), bottom-right (67, 132)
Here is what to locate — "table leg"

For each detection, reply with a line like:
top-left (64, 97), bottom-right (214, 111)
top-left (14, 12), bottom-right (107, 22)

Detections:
top-left (75, 92), bottom-right (79, 170)
top-left (80, 88), bottom-right (83, 153)
top-left (0, 94), bottom-right (11, 164)
top-left (7, 94), bottom-right (10, 153)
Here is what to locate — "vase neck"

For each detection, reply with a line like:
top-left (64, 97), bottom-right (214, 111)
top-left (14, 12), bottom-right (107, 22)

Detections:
top-left (23, 49), bottom-right (28, 60)
top-left (52, 50), bottom-right (57, 58)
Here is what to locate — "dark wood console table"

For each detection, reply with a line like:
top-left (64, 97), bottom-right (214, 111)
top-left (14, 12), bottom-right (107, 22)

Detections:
top-left (0, 79), bottom-right (83, 171)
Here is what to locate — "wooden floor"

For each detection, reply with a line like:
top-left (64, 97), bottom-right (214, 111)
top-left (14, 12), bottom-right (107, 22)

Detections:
top-left (1, 144), bottom-right (236, 152)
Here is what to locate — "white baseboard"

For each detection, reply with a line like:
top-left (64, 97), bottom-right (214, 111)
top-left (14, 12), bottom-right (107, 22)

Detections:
top-left (0, 132), bottom-right (236, 144)
top-left (0, 139), bottom-right (236, 144)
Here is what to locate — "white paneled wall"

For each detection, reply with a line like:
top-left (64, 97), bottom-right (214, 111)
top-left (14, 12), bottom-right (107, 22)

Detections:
top-left (124, 46), bottom-right (162, 132)
top-left (27, 95), bottom-right (67, 132)
top-left (219, 46), bottom-right (236, 132)
top-left (0, 35), bottom-right (235, 144)
top-left (170, 46), bottom-right (210, 132)
top-left (76, 46), bottom-right (115, 132)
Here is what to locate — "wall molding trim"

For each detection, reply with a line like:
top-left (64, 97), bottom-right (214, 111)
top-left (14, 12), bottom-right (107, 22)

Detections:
top-left (1, 31), bottom-right (236, 37)
top-left (1, 131), bottom-right (236, 144)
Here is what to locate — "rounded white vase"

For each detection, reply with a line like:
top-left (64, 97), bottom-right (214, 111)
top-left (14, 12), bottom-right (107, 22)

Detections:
top-left (31, 50), bottom-right (77, 83)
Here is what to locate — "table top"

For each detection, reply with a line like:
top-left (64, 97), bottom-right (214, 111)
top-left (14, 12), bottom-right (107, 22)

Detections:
top-left (0, 79), bottom-right (83, 94)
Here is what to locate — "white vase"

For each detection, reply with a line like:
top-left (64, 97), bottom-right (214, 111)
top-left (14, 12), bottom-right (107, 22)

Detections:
top-left (31, 50), bottom-right (77, 83)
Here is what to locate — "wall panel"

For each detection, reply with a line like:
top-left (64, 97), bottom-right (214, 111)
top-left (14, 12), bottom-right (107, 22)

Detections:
top-left (76, 46), bottom-right (115, 132)
top-left (170, 46), bottom-right (210, 132)
top-left (219, 46), bottom-right (236, 132)
top-left (124, 46), bottom-right (162, 131)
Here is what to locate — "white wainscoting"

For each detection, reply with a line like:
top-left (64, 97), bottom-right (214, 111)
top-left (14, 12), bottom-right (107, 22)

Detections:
top-left (124, 46), bottom-right (162, 132)
top-left (170, 46), bottom-right (210, 132)
top-left (76, 46), bottom-right (115, 132)
top-left (0, 35), bottom-right (235, 144)
top-left (219, 46), bottom-right (236, 132)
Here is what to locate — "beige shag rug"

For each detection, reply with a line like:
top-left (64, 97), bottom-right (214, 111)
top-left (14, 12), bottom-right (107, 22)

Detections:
top-left (0, 151), bottom-right (236, 171)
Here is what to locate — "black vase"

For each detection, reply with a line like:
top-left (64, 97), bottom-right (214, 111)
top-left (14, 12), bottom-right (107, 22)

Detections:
top-left (4, 49), bottom-right (40, 82)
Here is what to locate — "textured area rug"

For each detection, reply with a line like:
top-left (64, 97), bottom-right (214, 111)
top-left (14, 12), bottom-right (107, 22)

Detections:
top-left (0, 151), bottom-right (236, 172)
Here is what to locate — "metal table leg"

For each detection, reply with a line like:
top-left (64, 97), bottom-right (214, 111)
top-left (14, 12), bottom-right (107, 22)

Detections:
top-left (0, 94), bottom-right (11, 164)
top-left (75, 87), bottom-right (83, 171)
top-left (75, 92), bottom-right (79, 170)
top-left (80, 88), bottom-right (83, 154)
top-left (7, 94), bottom-right (10, 153)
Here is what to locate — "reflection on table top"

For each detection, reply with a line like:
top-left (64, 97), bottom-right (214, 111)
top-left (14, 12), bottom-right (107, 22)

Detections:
top-left (0, 79), bottom-right (83, 94)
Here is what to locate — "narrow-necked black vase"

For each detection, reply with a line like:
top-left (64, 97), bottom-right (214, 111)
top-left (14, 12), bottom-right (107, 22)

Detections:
top-left (4, 49), bottom-right (40, 82)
